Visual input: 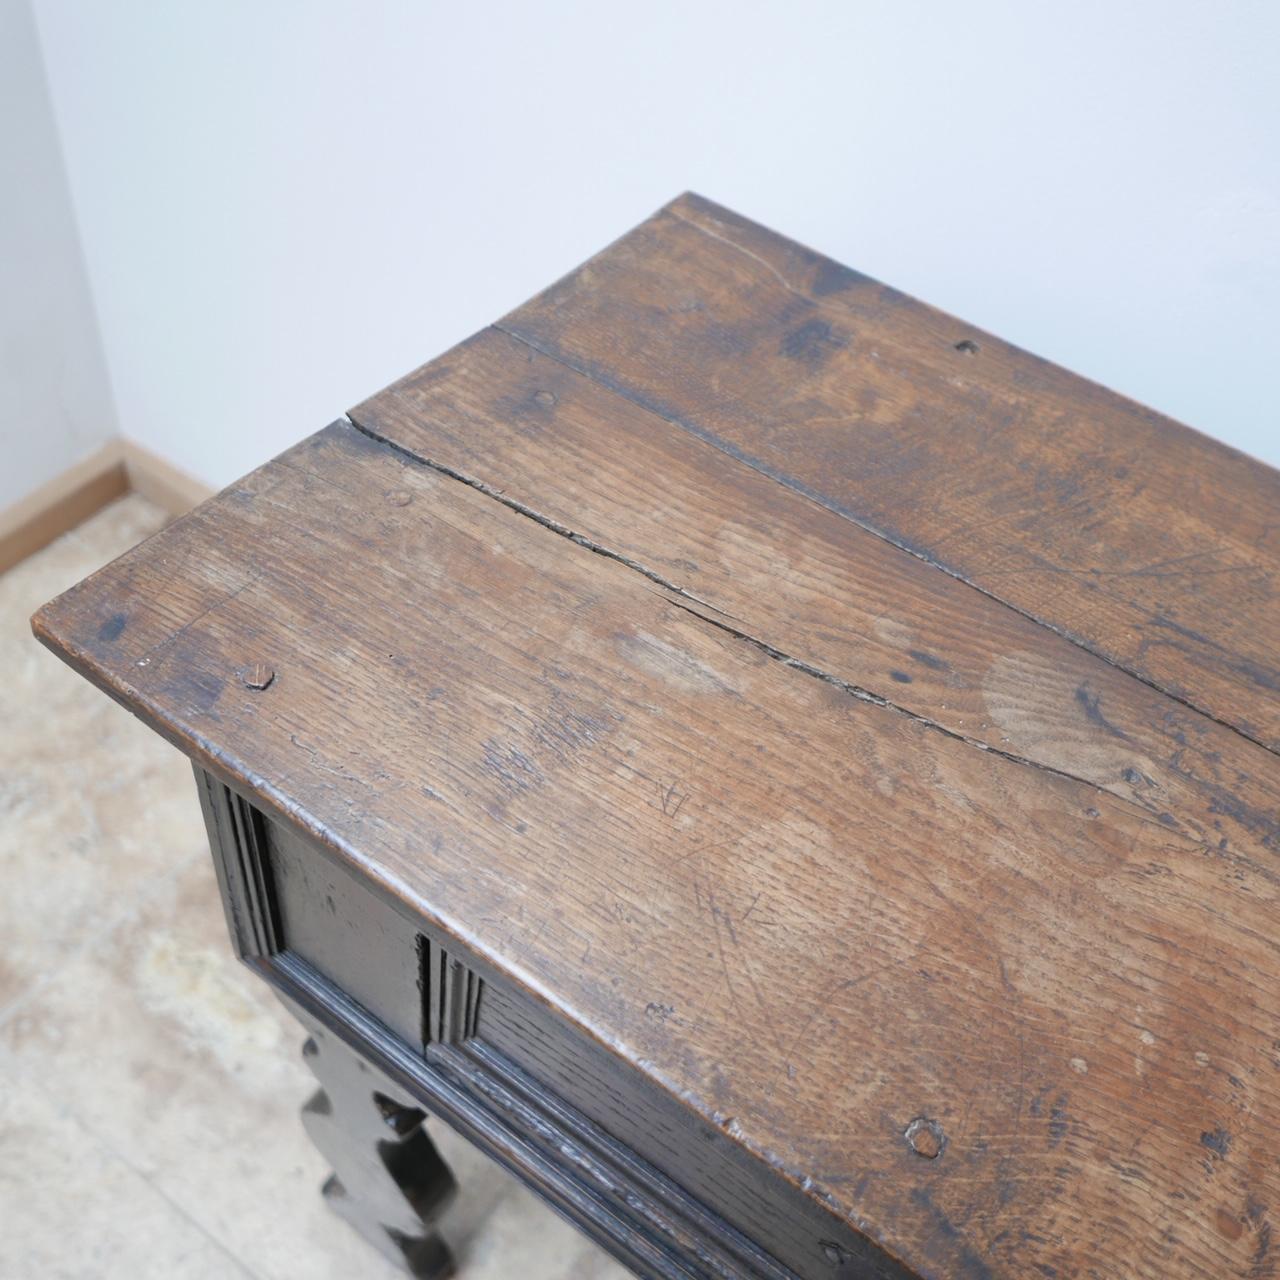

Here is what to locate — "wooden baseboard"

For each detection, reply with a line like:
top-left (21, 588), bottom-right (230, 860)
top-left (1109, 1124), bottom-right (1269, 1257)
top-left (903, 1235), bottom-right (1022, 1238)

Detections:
top-left (0, 437), bottom-right (214, 575)
top-left (119, 438), bottom-right (214, 518)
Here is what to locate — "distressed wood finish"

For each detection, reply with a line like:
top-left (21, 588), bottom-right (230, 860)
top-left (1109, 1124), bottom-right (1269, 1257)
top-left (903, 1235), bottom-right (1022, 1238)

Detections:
top-left (32, 194), bottom-right (1280, 1280)
top-left (351, 326), bottom-right (1280, 860)
top-left (194, 764), bottom-right (834, 1277)
top-left (493, 192), bottom-right (1280, 753)
top-left (296, 1008), bottom-right (458, 1278)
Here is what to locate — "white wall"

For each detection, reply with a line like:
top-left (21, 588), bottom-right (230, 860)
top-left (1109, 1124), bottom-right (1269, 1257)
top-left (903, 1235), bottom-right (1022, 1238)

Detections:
top-left (31, 0), bottom-right (1280, 490)
top-left (0, 0), bottom-right (117, 509)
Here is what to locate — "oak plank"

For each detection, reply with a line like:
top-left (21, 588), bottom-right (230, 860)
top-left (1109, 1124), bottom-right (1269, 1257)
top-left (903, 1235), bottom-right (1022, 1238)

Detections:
top-left (33, 422), bottom-right (1280, 1279)
top-left (497, 192), bottom-right (1280, 751)
top-left (351, 325), bottom-right (1280, 862)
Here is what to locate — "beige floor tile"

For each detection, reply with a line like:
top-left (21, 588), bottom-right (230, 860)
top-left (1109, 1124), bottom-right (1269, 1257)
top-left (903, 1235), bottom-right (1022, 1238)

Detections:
top-left (0, 1078), bottom-right (252, 1279)
top-left (1, 496), bottom-right (626, 1278)
top-left (0, 496), bottom-right (208, 1012)
top-left (0, 855), bottom-right (403, 1279)
top-left (453, 1188), bottom-right (630, 1280)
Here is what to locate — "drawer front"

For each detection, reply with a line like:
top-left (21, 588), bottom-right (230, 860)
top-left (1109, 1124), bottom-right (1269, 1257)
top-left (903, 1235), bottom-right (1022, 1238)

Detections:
top-left (267, 819), bottom-right (424, 1047)
top-left (195, 768), bottom-right (898, 1280)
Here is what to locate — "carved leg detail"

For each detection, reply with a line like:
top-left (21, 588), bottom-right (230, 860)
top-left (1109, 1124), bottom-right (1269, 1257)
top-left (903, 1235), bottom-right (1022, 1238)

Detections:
top-left (291, 1006), bottom-right (458, 1278)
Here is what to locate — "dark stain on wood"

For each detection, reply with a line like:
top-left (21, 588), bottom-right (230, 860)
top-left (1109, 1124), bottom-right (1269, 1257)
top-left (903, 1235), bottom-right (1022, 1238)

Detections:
top-left (96, 611), bottom-right (126, 642)
top-left (1202, 1128), bottom-right (1232, 1158)
top-left (779, 318), bottom-right (847, 366)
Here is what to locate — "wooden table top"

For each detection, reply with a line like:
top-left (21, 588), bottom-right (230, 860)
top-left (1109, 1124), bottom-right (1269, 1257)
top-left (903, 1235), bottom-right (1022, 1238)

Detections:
top-left (34, 193), bottom-right (1280, 1280)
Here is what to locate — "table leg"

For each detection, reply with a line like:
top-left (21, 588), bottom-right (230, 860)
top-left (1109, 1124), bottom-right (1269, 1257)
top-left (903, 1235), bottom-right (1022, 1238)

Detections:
top-left (292, 1003), bottom-right (458, 1278)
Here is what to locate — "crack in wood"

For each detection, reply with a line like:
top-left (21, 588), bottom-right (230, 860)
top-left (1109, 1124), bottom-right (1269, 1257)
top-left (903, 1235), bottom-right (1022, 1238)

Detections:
top-left (345, 416), bottom-right (738, 620)
top-left (344, 416), bottom-right (1193, 820)
top-left (486, 320), bottom-right (1280, 767)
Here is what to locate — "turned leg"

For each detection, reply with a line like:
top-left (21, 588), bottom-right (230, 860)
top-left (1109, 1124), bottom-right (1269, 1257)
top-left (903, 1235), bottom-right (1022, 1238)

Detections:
top-left (287, 1002), bottom-right (458, 1278)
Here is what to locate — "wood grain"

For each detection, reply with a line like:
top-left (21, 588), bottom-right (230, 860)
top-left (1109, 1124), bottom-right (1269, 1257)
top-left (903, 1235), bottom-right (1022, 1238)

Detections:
top-left (351, 325), bottom-right (1280, 862)
top-left (495, 192), bottom-right (1280, 752)
top-left (34, 420), bottom-right (1280, 1279)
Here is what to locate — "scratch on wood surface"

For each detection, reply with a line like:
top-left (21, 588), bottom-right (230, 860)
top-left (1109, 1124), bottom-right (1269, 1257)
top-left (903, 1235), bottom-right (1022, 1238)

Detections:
top-left (344, 417), bottom-right (1279, 868)
top-left (130, 572), bottom-right (263, 669)
top-left (666, 202), bottom-right (854, 329)
top-left (475, 323), bottom-right (1280, 768)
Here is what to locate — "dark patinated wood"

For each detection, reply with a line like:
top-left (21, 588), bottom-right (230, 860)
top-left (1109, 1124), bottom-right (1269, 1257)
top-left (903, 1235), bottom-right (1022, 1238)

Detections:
top-left (492, 192), bottom-right (1280, 754)
top-left (350, 325), bottom-right (1280, 859)
top-left (32, 194), bottom-right (1280, 1280)
top-left (295, 1002), bottom-right (458, 1278)
top-left (195, 764), bottom-right (840, 1277)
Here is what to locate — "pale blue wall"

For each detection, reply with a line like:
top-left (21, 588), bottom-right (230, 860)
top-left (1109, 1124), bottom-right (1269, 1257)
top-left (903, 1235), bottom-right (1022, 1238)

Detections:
top-left (0, 0), bottom-right (116, 508)
top-left (31, 0), bottom-right (1280, 486)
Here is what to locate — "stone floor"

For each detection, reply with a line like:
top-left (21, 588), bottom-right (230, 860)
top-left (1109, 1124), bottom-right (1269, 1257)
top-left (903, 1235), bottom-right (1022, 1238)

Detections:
top-left (0, 495), bottom-right (626, 1279)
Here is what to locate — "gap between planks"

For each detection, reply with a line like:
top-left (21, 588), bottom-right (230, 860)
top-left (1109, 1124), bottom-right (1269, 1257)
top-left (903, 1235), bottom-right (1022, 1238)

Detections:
top-left (489, 318), bottom-right (1280, 769)
top-left (342, 413), bottom-right (1212, 839)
